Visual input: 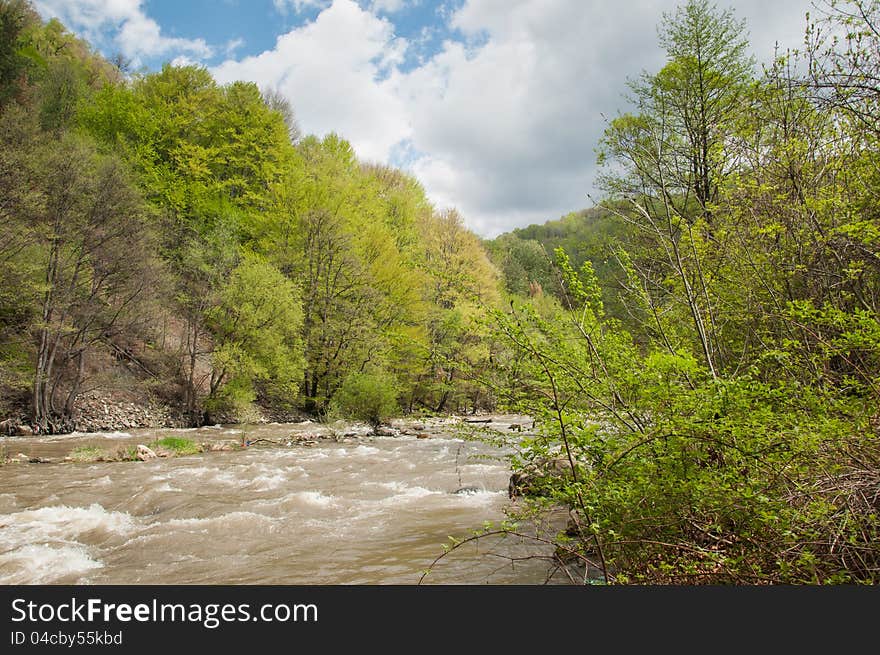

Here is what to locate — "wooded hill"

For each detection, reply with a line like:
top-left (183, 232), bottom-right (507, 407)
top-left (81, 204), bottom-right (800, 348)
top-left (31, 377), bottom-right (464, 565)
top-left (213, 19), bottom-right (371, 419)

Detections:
top-left (0, 0), bottom-right (500, 432)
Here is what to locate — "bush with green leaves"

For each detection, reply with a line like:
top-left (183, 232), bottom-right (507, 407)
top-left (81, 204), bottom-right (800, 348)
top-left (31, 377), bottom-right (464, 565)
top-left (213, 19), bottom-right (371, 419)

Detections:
top-left (489, 244), bottom-right (879, 584)
top-left (329, 370), bottom-right (399, 428)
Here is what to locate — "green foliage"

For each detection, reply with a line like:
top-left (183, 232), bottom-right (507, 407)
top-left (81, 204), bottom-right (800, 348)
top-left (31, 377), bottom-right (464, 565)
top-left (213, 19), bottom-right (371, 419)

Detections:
top-left (68, 445), bottom-right (109, 463)
top-left (487, 207), bottom-right (635, 321)
top-left (0, 0), bottom-right (37, 107)
top-left (485, 0), bottom-right (880, 584)
top-left (151, 437), bottom-right (201, 456)
top-left (330, 369), bottom-right (399, 427)
top-left (0, 3), bottom-right (503, 432)
top-left (204, 253), bottom-right (305, 417)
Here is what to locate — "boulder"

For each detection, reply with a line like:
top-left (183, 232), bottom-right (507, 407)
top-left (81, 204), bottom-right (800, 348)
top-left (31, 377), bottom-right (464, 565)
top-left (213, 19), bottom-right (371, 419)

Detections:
top-left (0, 418), bottom-right (19, 435)
top-left (136, 444), bottom-right (157, 461)
top-left (508, 456), bottom-right (572, 499)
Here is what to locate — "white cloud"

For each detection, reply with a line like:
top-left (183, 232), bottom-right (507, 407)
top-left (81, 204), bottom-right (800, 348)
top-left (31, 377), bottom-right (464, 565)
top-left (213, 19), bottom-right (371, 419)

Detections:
top-left (225, 37), bottom-right (245, 57)
top-left (34, 0), bottom-right (212, 65)
top-left (213, 0), bottom-right (409, 164)
top-left (212, 0), bottom-right (816, 237)
top-left (388, 0), bottom-right (671, 236)
top-left (397, 0), bottom-right (815, 237)
top-left (36, 0), bottom-right (818, 238)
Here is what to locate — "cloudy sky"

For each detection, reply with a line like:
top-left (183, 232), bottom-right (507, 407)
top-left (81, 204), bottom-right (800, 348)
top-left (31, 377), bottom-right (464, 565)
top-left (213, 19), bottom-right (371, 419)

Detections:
top-left (33, 0), bottom-right (816, 237)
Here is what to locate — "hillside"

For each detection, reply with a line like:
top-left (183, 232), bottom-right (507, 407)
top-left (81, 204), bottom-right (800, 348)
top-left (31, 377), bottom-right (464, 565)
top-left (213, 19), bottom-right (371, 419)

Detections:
top-left (0, 1), bottom-right (501, 433)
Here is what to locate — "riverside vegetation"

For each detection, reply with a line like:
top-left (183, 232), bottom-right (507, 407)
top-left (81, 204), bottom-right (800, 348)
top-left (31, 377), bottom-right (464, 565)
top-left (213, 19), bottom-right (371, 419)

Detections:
top-left (1, 0), bottom-right (878, 584)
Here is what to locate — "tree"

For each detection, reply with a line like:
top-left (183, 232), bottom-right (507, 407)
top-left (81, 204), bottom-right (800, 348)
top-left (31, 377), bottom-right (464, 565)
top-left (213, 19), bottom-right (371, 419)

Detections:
top-left (598, 0), bottom-right (754, 377)
top-left (330, 369), bottom-right (399, 430)
top-left (414, 208), bottom-right (500, 413)
top-left (653, 0), bottom-right (753, 212)
top-left (255, 135), bottom-right (433, 414)
top-left (0, 105), bottom-right (41, 415)
top-left (482, 1), bottom-right (880, 584)
top-left (0, 0), bottom-right (37, 107)
top-left (203, 253), bottom-right (305, 420)
top-left (25, 131), bottom-right (158, 432)
top-left (262, 86), bottom-right (302, 144)
top-left (807, 0), bottom-right (880, 135)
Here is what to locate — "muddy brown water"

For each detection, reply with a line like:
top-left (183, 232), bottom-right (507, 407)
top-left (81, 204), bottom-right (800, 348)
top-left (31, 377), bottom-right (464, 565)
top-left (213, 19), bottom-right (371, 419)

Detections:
top-left (0, 416), bottom-right (566, 584)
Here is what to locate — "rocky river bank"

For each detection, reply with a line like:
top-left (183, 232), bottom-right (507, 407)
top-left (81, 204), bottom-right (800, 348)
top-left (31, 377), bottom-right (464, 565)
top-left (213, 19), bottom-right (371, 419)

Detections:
top-left (0, 389), bottom-right (318, 436)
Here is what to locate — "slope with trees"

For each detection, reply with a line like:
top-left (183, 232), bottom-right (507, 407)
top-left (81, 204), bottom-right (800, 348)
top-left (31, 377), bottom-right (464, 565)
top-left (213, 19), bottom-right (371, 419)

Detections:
top-left (0, 0), bottom-right (501, 432)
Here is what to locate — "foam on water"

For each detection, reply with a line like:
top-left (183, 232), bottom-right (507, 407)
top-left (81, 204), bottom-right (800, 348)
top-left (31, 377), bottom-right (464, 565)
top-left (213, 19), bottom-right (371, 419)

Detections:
top-left (184, 466), bottom-right (245, 488)
top-left (153, 482), bottom-right (181, 493)
top-left (458, 463), bottom-right (505, 474)
top-left (0, 544), bottom-right (103, 583)
top-left (0, 504), bottom-right (134, 584)
top-left (452, 489), bottom-right (506, 507)
top-left (375, 482), bottom-right (439, 505)
top-left (64, 430), bottom-right (133, 440)
top-left (249, 473), bottom-right (287, 491)
top-left (289, 491), bottom-right (336, 508)
top-left (160, 511), bottom-right (274, 530)
top-left (0, 504), bottom-right (135, 544)
top-left (0, 417), bottom-right (527, 583)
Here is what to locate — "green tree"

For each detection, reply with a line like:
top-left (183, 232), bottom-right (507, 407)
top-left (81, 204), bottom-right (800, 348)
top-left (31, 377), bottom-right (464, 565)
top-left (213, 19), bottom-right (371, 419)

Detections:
top-left (203, 253), bottom-right (305, 420)
top-left (24, 131), bottom-right (157, 432)
top-left (598, 0), bottom-right (754, 376)
top-left (260, 135), bottom-right (430, 414)
top-left (482, 0), bottom-right (880, 585)
top-left (0, 0), bottom-right (37, 107)
top-left (330, 369), bottom-right (399, 429)
top-left (414, 208), bottom-right (500, 413)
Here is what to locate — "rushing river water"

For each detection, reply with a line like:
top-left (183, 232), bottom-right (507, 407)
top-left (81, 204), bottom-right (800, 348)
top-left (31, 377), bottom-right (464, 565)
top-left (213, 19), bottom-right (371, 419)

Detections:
top-left (0, 416), bottom-right (565, 584)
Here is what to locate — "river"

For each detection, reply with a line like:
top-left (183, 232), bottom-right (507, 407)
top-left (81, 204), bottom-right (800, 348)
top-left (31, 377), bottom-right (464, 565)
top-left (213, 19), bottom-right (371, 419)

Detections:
top-left (0, 416), bottom-right (566, 584)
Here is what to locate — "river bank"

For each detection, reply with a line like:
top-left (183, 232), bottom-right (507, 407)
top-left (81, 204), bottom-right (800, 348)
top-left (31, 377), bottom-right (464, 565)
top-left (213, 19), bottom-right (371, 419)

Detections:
top-left (0, 388), bottom-right (315, 437)
top-left (0, 414), bottom-right (525, 464)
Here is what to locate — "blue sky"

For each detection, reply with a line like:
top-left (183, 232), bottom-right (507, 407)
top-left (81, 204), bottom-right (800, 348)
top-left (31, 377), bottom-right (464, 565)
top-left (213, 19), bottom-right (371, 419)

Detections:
top-left (33, 0), bottom-right (815, 237)
top-left (137, 1), bottom-right (464, 70)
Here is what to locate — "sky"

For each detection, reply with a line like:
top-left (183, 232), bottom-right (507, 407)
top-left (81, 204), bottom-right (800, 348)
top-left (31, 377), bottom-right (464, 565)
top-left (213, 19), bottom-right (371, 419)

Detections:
top-left (32, 0), bottom-right (817, 237)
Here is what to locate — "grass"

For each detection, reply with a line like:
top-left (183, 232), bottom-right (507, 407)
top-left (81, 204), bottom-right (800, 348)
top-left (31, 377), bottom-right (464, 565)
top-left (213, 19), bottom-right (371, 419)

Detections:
top-left (149, 437), bottom-right (201, 456)
top-left (52, 436), bottom-right (222, 465)
top-left (68, 445), bottom-right (110, 462)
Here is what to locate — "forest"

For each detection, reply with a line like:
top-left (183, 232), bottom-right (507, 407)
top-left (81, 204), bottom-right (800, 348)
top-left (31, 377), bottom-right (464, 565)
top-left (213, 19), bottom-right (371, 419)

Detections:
top-left (1, 0), bottom-right (879, 583)
top-left (0, 0), bottom-right (500, 433)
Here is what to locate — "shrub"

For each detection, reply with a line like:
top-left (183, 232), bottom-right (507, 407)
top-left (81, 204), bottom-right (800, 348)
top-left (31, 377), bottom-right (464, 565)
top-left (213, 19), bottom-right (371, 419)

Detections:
top-left (330, 370), bottom-right (399, 428)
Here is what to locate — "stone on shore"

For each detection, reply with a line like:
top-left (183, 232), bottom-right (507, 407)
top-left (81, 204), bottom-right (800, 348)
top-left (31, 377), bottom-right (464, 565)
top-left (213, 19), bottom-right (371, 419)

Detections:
top-left (136, 444), bottom-right (157, 461)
